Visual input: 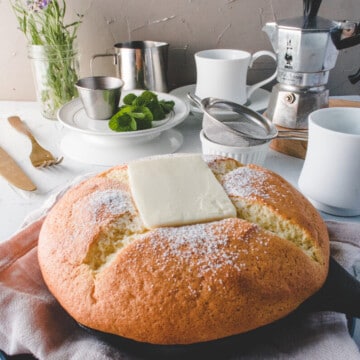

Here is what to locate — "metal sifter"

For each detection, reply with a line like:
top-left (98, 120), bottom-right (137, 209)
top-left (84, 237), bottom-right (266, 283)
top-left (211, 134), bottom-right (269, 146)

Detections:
top-left (187, 93), bottom-right (308, 147)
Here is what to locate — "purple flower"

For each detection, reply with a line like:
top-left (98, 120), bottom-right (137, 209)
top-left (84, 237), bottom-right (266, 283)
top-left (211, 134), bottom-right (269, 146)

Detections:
top-left (27, 0), bottom-right (51, 12)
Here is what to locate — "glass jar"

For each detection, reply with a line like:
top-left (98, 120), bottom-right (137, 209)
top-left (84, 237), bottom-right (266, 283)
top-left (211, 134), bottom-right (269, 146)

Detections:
top-left (28, 44), bottom-right (79, 119)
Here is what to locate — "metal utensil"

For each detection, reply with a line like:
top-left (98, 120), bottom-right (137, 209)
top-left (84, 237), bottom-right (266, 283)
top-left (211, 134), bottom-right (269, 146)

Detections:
top-left (0, 146), bottom-right (36, 191)
top-left (187, 93), bottom-right (308, 147)
top-left (90, 40), bottom-right (169, 92)
top-left (8, 116), bottom-right (63, 168)
top-left (75, 76), bottom-right (124, 120)
top-left (263, 6), bottom-right (360, 129)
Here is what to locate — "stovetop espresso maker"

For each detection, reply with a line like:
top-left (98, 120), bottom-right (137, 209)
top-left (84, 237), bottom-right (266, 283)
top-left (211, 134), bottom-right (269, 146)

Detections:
top-left (263, 0), bottom-right (360, 129)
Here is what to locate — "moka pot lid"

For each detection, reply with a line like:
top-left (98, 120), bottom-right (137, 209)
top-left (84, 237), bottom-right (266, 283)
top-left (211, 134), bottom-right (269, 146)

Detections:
top-left (277, 16), bottom-right (337, 32)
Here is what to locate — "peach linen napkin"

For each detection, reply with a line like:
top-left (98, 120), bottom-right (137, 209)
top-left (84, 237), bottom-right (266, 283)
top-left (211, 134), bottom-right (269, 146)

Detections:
top-left (0, 186), bottom-right (360, 359)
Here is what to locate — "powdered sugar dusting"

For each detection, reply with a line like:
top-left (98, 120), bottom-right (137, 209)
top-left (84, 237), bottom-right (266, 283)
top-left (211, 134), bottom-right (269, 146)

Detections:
top-left (222, 166), bottom-right (271, 199)
top-left (89, 189), bottom-right (135, 222)
top-left (129, 218), bottom-right (274, 296)
top-left (143, 219), bottom-right (260, 279)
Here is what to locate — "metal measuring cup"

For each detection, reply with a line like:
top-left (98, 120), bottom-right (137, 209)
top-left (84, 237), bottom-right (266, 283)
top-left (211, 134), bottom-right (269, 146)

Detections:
top-left (90, 41), bottom-right (169, 92)
top-left (75, 76), bottom-right (124, 120)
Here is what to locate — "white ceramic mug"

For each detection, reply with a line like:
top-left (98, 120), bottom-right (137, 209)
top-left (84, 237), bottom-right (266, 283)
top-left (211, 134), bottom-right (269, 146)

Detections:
top-left (194, 49), bottom-right (277, 105)
top-left (298, 107), bottom-right (360, 216)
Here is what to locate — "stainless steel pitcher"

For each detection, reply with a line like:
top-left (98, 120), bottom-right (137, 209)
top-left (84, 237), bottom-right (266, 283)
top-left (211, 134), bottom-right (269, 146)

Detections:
top-left (91, 41), bottom-right (169, 92)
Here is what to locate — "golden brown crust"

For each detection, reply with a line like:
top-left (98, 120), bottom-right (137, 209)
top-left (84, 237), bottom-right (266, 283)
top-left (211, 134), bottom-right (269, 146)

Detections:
top-left (38, 156), bottom-right (329, 345)
top-left (220, 164), bottom-right (329, 265)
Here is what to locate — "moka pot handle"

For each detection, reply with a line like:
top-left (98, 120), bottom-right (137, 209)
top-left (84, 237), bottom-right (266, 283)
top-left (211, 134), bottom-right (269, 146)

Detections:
top-left (331, 21), bottom-right (360, 50)
top-left (330, 21), bottom-right (360, 84)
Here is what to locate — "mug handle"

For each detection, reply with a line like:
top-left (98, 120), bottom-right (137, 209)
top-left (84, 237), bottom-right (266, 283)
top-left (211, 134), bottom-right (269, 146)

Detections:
top-left (90, 53), bottom-right (117, 75)
top-left (247, 50), bottom-right (277, 99)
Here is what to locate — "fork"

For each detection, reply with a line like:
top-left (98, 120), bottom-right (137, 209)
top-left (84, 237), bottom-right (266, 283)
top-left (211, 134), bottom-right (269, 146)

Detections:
top-left (8, 116), bottom-right (63, 168)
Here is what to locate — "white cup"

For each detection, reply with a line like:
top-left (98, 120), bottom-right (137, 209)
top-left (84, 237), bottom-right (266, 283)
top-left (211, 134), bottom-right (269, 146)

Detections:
top-left (298, 107), bottom-right (360, 216)
top-left (194, 49), bottom-right (277, 105)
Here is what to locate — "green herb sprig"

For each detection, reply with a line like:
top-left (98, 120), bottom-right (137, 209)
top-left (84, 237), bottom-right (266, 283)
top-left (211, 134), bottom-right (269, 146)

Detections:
top-left (109, 91), bottom-right (175, 132)
top-left (10, 0), bottom-right (82, 46)
top-left (10, 0), bottom-right (83, 118)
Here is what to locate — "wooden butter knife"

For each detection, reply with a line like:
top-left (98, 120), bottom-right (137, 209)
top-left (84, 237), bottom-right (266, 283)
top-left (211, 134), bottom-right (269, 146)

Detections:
top-left (0, 146), bottom-right (36, 191)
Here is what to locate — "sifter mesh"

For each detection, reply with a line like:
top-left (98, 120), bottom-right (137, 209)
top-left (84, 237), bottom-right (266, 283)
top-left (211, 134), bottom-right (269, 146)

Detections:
top-left (187, 93), bottom-right (307, 147)
top-left (203, 107), bottom-right (268, 147)
top-left (200, 97), bottom-right (278, 147)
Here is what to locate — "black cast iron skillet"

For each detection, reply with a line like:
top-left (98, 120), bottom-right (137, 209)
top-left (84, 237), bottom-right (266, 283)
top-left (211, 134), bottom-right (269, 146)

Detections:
top-left (77, 257), bottom-right (360, 359)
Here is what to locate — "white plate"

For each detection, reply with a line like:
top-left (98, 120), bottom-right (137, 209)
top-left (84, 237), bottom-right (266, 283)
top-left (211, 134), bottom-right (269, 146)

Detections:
top-left (60, 129), bottom-right (184, 166)
top-left (58, 90), bottom-right (190, 143)
top-left (170, 84), bottom-right (270, 114)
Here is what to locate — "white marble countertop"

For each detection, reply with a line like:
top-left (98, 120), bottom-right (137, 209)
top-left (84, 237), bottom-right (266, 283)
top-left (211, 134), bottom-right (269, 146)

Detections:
top-left (0, 99), bottom-right (359, 242)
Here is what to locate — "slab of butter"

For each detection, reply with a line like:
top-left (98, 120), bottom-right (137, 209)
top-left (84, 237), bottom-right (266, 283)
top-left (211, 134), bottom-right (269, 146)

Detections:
top-left (128, 154), bottom-right (236, 228)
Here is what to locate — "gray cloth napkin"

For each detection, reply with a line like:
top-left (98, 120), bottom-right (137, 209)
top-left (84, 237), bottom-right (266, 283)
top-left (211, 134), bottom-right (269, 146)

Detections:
top-left (0, 186), bottom-right (360, 360)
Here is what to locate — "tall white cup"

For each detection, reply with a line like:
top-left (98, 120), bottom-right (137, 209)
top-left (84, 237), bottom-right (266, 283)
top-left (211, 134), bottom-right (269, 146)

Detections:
top-left (298, 107), bottom-right (360, 216)
top-left (194, 49), bottom-right (277, 105)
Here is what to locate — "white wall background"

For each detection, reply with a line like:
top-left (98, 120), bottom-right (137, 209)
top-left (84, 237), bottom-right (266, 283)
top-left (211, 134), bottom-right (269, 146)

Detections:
top-left (1, 0), bottom-right (360, 100)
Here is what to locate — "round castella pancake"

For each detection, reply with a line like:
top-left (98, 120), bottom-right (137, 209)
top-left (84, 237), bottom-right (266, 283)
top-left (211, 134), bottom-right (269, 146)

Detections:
top-left (38, 155), bottom-right (329, 345)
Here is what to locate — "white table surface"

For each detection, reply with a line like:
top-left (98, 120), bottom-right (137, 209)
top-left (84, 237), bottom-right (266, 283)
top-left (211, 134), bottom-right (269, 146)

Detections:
top-left (0, 99), bottom-right (359, 242)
